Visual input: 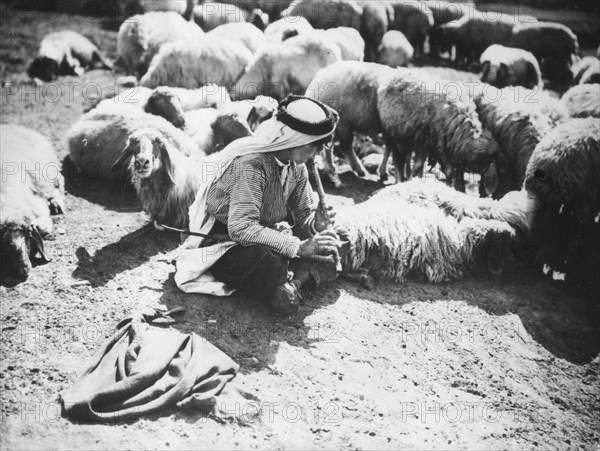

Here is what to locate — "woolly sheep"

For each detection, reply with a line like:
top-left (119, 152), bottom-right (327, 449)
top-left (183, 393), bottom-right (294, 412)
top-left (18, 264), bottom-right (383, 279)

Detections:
top-left (433, 11), bottom-right (523, 66)
top-left (233, 33), bottom-right (342, 100)
top-left (571, 56), bottom-right (600, 85)
top-left (28, 30), bottom-right (112, 82)
top-left (1, 125), bottom-right (65, 285)
top-left (139, 36), bottom-right (253, 89)
top-left (377, 72), bottom-right (501, 192)
top-left (264, 16), bottom-right (314, 41)
top-left (306, 61), bottom-right (397, 184)
top-left (473, 85), bottom-right (568, 198)
top-left (67, 105), bottom-right (200, 182)
top-left (387, 1), bottom-right (434, 59)
top-left (116, 11), bottom-right (204, 78)
top-left (281, 0), bottom-right (363, 31)
top-left (194, 2), bottom-right (269, 31)
top-left (316, 27), bottom-right (365, 61)
top-left (335, 179), bottom-right (534, 284)
top-left (119, 0), bottom-right (195, 20)
top-left (110, 117), bottom-right (251, 229)
top-left (480, 44), bottom-right (542, 90)
top-left (376, 30), bottom-right (413, 68)
top-left (561, 84), bottom-right (600, 118)
top-left (357, 0), bottom-right (394, 62)
top-left (523, 118), bottom-right (600, 292)
top-left (207, 22), bottom-right (267, 53)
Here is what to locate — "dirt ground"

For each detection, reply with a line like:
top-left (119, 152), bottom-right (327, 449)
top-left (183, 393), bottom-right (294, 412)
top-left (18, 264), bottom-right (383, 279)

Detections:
top-left (1, 6), bottom-right (599, 450)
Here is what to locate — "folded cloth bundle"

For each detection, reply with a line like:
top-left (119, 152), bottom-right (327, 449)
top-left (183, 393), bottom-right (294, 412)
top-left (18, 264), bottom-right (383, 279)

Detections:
top-left (60, 309), bottom-right (239, 423)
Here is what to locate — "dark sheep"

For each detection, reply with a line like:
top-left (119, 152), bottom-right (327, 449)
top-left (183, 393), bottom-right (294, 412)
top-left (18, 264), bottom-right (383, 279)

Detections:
top-left (357, 0), bottom-right (395, 62)
top-left (281, 0), bottom-right (363, 31)
top-left (387, 0), bottom-right (434, 59)
top-left (193, 2), bottom-right (269, 31)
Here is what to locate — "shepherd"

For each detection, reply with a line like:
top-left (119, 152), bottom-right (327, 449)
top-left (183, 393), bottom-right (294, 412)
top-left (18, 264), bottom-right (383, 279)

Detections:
top-left (174, 95), bottom-right (341, 314)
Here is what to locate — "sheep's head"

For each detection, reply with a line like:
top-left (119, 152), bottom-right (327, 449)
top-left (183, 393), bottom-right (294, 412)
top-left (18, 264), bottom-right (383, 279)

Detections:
top-left (250, 8), bottom-right (269, 31)
top-left (145, 87), bottom-right (186, 129)
top-left (1, 223), bottom-right (49, 286)
top-left (111, 129), bottom-right (177, 184)
top-left (28, 56), bottom-right (59, 82)
top-left (480, 61), bottom-right (509, 89)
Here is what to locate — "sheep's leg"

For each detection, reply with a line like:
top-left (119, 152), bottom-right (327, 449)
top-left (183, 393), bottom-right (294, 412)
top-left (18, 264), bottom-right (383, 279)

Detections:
top-left (453, 166), bottom-right (466, 192)
top-left (377, 147), bottom-right (391, 182)
top-left (388, 138), bottom-right (408, 184)
top-left (340, 129), bottom-right (367, 177)
top-left (411, 151), bottom-right (426, 179)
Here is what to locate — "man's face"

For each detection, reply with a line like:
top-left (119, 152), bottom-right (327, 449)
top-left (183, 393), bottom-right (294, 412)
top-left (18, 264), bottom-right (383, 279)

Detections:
top-left (289, 142), bottom-right (323, 164)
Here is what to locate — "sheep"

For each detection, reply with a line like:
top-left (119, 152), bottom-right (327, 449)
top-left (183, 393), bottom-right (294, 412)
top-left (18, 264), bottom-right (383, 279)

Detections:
top-left (357, 0), bottom-right (394, 62)
top-left (264, 16), bottom-right (314, 41)
top-left (387, 1), bottom-right (434, 59)
top-left (119, 0), bottom-right (195, 20)
top-left (433, 11), bottom-right (522, 66)
top-left (139, 36), bottom-right (253, 90)
top-left (181, 108), bottom-right (253, 154)
top-left (473, 85), bottom-right (568, 199)
top-left (571, 56), bottom-right (600, 85)
top-left (281, 0), bottom-right (363, 31)
top-left (425, 0), bottom-right (466, 25)
top-left (1, 125), bottom-right (65, 285)
top-left (116, 11), bottom-right (204, 78)
top-left (194, 2), bottom-right (269, 31)
top-left (67, 105), bottom-right (200, 182)
top-left (335, 179), bottom-right (535, 284)
top-left (306, 61), bottom-right (397, 184)
top-left (233, 33), bottom-right (342, 101)
top-left (225, 95), bottom-right (278, 131)
top-left (316, 27), bottom-right (365, 61)
top-left (207, 22), bottom-right (267, 53)
top-left (377, 72), bottom-right (501, 192)
top-left (561, 84), bottom-right (600, 119)
top-left (110, 118), bottom-right (251, 229)
top-left (479, 44), bottom-right (542, 90)
top-left (523, 118), bottom-right (600, 292)
top-left (376, 30), bottom-right (413, 68)
top-left (28, 30), bottom-right (112, 82)
top-left (508, 22), bottom-right (579, 85)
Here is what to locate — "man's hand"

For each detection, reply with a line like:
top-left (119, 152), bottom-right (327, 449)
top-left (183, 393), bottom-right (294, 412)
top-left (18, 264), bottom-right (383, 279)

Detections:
top-left (298, 230), bottom-right (340, 263)
top-left (315, 201), bottom-right (336, 232)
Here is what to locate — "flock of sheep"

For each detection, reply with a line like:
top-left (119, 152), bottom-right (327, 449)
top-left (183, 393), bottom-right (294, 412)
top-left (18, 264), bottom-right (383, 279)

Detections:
top-left (1, 0), bottom-right (599, 296)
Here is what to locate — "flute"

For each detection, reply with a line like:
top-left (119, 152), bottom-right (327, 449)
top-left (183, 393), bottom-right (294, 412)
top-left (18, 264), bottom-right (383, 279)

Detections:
top-left (307, 158), bottom-right (343, 272)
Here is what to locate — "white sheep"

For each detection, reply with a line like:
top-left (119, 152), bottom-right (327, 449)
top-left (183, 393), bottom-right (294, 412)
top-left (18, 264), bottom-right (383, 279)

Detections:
top-left (316, 27), bottom-right (365, 61)
top-left (376, 30), bottom-right (413, 68)
top-left (561, 84), bottom-right (600, 118)
top-left (233, 33), bottom-right (342, 100)
top-left (28, 30), bottom-right (112, 82)
top-left (1, 125), bottom-right (65, 284)
top-left (207, 22), bottom-right (267, 53)
top-left (139, 36), bottom-right (253, 90)
top-left (480, 44), bottom-right (543, 90)
top-left (116, 11), bottom-right (204, 78)
top-left (335, 179), bottom-right (535, 284)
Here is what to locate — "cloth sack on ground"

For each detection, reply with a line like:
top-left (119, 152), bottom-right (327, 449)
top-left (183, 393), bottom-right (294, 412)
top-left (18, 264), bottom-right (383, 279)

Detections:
top-left (60, 309), bottom-right (239, 423)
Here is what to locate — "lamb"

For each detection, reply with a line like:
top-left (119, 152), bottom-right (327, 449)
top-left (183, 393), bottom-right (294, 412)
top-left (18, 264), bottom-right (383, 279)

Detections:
top-left (376, 30), bottom-right (413, 68)
top-left (281, 0), bottom-right (363, 31)
top-left (377, 72), bottom-right (501, 192)
top-left (357, 0), bottom-right (394, 62)
top-left (571, 56), bottom-right (600, 85)
top-left (110, 120), bottom-right (251, 229)
top-left (1, 125), bottom-right (65, 285)
top-left (480, 44), bottom-right (542, 90)
top-left (473, 85), bottom-right (568, 198)
top-left (194, 2), bottom-right (269, 31)
top-left (116, 11), bottom-right (204, 78)
top-left (388, 0), bottom-right (434, 59)
top-left (306, 61), bottom-right (397, 184)
top-left (207, 22), bottom-right (267, 53)
top-left (561, 84), bottom-right (600, 118)
top-left (119, 0), bottom-right (195, 20)
top-left (28, 30), bottom-right (112, 82)
top-left (335, 179), bottom-right (535, 284)
top-left (233, 33), bottom-right (342, 100)
top-left (523, 118), bottom-right (600, 292)
top-left (139, 36), bottom-right (253, 90)
top-left (67, 105), bottom-right (200, 182)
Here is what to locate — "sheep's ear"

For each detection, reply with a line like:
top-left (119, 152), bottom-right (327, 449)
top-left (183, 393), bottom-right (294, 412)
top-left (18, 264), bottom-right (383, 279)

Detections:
top-left (482, 162), bottom-right (499, 197)
top-left (155, 137), bottom-right (177, 185)
top-left (29, 225), bottom-right (50, 264)
top-left (111, 139), bottom-right (134, 173)
top-left (480, 61), bottom-right (491, 82)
